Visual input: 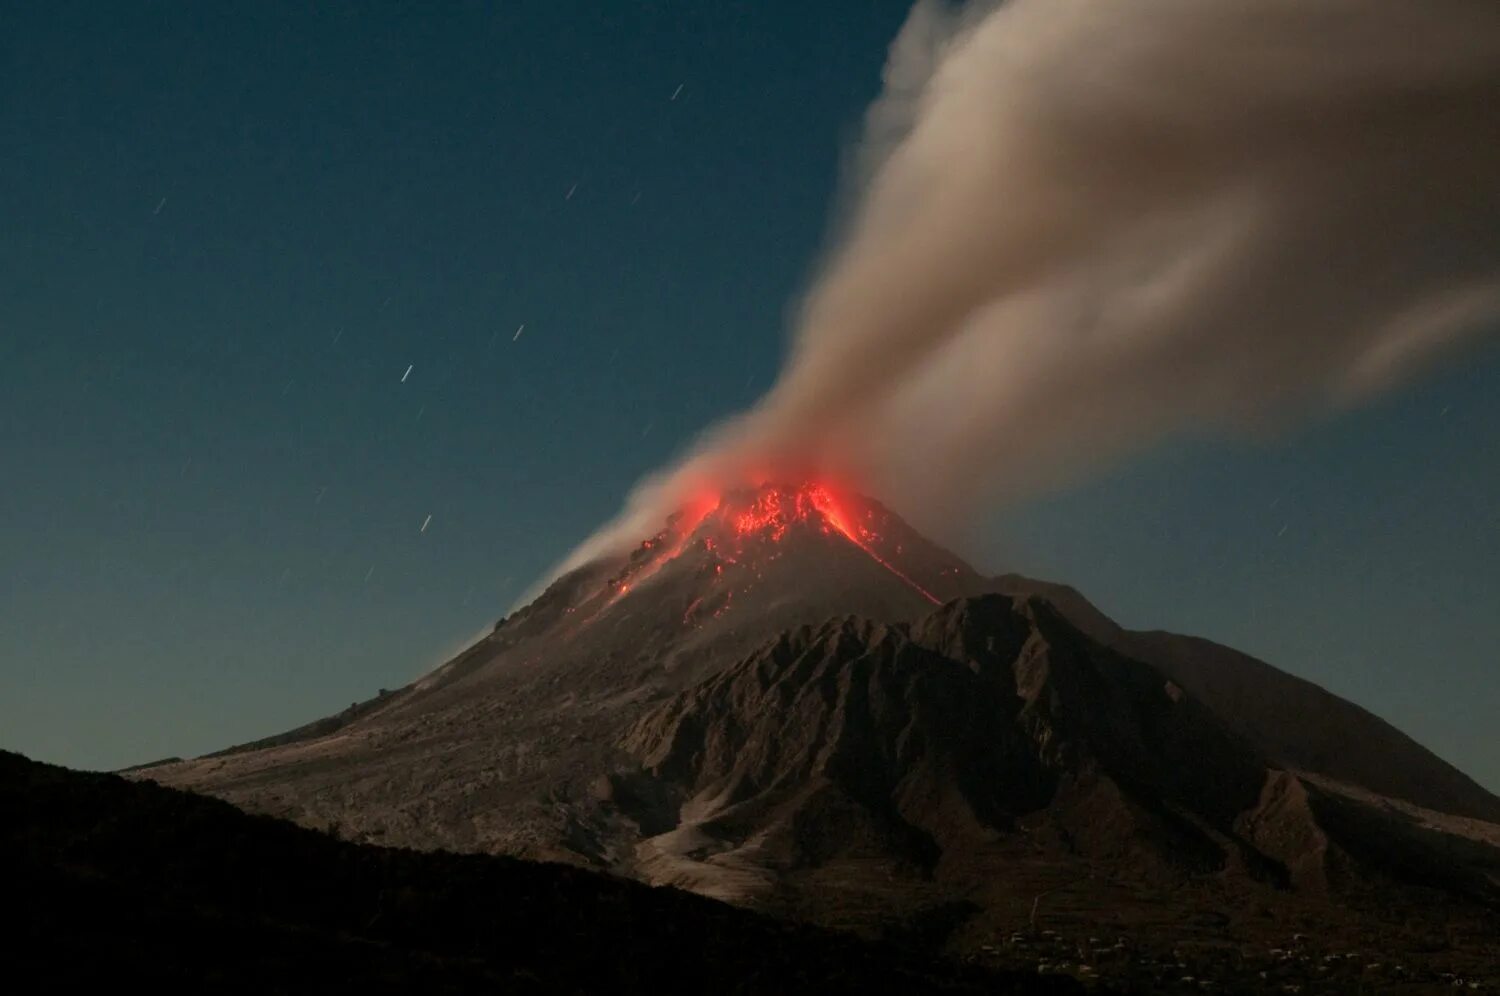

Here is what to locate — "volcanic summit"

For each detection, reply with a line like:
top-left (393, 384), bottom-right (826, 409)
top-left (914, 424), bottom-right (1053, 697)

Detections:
top-left (141, 484), bottom-right (1500, 971)
top-left (482, 482), bottom-right (983, 667)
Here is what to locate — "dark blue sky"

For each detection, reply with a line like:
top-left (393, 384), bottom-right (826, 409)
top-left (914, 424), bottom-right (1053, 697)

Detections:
top-left (3, 2), bottom-right (1496, 791)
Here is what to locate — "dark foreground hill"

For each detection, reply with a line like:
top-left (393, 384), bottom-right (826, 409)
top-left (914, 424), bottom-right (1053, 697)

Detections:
top-left (1, 749), bottom-right (1076, 995)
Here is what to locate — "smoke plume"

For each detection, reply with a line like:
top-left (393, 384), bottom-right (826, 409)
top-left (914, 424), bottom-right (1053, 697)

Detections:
top-left (553, 0), bottom-right (1500, 579)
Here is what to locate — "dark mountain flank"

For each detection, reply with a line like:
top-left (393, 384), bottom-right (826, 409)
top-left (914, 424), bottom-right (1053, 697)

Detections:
top-left (989, 574), bottom-right (1500, 824)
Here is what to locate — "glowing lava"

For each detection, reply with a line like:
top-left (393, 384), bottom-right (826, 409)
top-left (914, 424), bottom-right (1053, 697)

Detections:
top-left (731, 484), bottom-right (837, 542)
top-left (580, 482), bottom-right (945, 633)
top-left (805, 488), bottom-right (942, 606)
top-left (727, 483), bottom-right (942, 606)
top-left (579, 491), bottom-right (719, 625)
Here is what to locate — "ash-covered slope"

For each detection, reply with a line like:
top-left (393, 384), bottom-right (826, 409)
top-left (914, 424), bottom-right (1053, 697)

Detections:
top-left (622, 596), bottom-right (1275, 884)
top-left (621, 594), bottom-right (1500, 912)
top-left (140, 483), bottom-right (1500, 953)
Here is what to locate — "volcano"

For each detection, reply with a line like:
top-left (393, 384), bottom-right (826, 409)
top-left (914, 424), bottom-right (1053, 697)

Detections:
top-left (141, 484), bottom-right (1500, 982)
top-left (472, 483), bottom-right (983, 672)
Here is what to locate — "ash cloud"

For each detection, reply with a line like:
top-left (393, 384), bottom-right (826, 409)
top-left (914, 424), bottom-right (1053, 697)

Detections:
top-left (554, 0), bottom-right (1500, 580)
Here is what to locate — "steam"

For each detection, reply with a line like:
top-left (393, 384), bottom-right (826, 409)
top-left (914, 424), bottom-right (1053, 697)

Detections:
top-left (551, 0), bottom-right (1500, 582)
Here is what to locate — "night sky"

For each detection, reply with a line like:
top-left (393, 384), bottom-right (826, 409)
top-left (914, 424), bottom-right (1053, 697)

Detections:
top-left (3, 2), bottom-right (1497, 791)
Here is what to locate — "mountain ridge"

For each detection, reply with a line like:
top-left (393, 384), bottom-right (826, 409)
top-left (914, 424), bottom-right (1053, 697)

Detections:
top-left (989, 573), bottom-right (1500, 822)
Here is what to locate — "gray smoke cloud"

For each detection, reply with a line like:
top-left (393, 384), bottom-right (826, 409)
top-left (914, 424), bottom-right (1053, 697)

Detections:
top-left (548, 0), bottom-right (1500, 583)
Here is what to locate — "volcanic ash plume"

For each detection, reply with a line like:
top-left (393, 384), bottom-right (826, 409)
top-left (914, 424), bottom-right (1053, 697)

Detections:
top-left (557, 0), bottom-right (1500, 577)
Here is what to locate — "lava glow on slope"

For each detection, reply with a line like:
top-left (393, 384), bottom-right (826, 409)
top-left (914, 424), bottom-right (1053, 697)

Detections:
top-left (730, 484), bottom-right (843, 543)
top-left (774, 484), bottom-right (943, 606)
top-left (602, 482), bottom-right (943, 610)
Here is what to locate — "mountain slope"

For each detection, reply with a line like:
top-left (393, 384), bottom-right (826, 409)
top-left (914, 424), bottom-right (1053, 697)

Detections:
top-left (990, 574), bottom-right (1500, 823)
top-left (621, 594), bottom-right (1500, 907)
top-left (621, 597), bottom-right (1274, 889)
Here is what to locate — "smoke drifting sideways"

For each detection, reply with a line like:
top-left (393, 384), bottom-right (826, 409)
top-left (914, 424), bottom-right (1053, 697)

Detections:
top-left (548, 0), bottom-right (1500, 586)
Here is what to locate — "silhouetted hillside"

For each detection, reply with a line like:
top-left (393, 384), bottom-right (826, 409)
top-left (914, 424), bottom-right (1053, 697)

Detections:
top-left (2, 750), bottom-right (1076, 994)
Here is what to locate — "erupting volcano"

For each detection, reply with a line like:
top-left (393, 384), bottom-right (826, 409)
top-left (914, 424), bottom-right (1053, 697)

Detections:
top-left (728, 484), bottom-right (943, 605)
top-left (140, 484), bottom-right (1500, 981)
top-left (612, 483), bottom-right (946, 609)
top-left (539, 483), bottom-right (972, 655)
